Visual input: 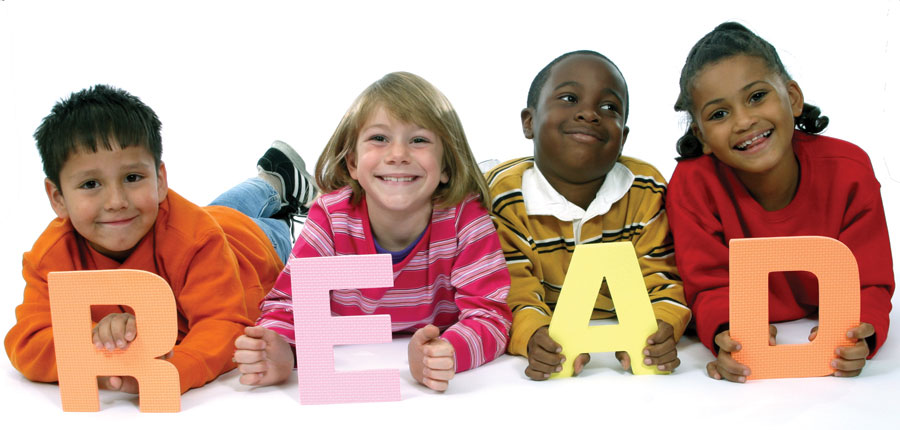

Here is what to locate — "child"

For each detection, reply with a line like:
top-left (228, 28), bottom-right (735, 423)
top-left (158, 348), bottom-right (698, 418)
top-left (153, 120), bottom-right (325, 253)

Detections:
top-left (233, 72), bottom-right (512, 392)
top-left (667, 22), bottom-right (895, 382)
top-left (486, 50), bottom-right (691, 380)
top-left (4, 84), bottom-right (317, 393)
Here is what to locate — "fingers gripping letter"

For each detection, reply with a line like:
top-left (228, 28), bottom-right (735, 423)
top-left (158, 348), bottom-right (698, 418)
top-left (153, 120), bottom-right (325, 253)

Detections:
top-left (548, 242), bottom-right (661, 377)
top-left (730, 237), bottom-right (860, 379)
top-left (291, 254), bottom-right (400, 404)
top-left (49, 270), bottom-right (179, 412)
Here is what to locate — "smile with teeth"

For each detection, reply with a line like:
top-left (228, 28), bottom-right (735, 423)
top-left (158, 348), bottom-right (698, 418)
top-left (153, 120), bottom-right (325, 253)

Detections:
top-left (378, 176), bottom-right (417, 182)
top-left (735, 130), bottom-right (772, 150)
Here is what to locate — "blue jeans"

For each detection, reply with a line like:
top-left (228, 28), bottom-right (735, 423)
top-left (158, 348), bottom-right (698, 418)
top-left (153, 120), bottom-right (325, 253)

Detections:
top-left (210, 177), bottom-right (292, 263)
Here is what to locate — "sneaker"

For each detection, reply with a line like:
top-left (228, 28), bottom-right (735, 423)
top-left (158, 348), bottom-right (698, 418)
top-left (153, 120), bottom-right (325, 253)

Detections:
top-left (257, 140), bottom-right (317, 220)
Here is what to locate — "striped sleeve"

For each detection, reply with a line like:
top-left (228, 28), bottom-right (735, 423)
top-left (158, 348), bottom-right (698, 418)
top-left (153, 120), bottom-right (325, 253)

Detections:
top-left (256, 198), bottom-right (335, 344)
top-left (628, 171), bottom-right (691, 340)
top-left (440, 197), bottom-right (513, 372)
top-left (487, 161), bottom-right (554, 358)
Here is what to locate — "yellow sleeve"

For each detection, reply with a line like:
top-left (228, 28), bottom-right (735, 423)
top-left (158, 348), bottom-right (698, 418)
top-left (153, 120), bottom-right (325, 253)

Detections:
top-left (490, 199), bottom-right (552, 357)
top-left (630, 173), bottom-right (691, 341)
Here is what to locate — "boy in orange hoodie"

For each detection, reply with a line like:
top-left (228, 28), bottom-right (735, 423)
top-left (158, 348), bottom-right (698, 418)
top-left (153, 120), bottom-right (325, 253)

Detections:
top-left (5, 84), bottom-right (316, 393)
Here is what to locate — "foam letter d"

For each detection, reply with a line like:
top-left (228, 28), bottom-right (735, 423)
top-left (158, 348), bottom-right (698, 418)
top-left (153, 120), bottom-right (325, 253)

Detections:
top-left (730, 236), bottom-right (860, 379)
top-left (49, 269), bottom-right (180, 412)
top-left (549, 242), bottom-right (661, 377)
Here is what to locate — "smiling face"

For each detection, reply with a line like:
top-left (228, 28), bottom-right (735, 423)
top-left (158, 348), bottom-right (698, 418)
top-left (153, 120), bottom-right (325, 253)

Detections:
top-left (523, 54), bottom-right (629, 197)
top-left (347, 106), bottom-right (448, 221)
top-left (46, 143), bottom-right (168, 261)
top-left (690, 54), bottom-right (804, 176)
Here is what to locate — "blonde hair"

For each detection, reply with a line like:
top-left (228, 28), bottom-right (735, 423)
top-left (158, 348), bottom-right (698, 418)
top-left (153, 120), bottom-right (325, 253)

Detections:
top-left (315, 71), bottom-right (489, 208)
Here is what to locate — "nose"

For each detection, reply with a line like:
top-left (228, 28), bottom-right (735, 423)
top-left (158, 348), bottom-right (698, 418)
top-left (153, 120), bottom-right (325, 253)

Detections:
top-left (104, 184), bottom-right (129, 211)
top-left (385, 141), bottom-right (410, 164)
top-left (732, 105), bottom-right (758, 134)
top-left (575, 106), bottom-right (601, 123)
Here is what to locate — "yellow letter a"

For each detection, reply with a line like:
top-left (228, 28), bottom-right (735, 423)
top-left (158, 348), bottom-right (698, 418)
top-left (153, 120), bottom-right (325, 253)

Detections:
top-left (548, 242), bottom-right (661, 377)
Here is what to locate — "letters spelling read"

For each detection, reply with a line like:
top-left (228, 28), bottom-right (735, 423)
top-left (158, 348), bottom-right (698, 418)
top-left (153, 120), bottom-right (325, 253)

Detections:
top-left (729, 236), bottom-right (860, 380)
top-left (49, 269), bottom-right (180, 413)
top-left (290, 253), bottom-right (401, 405)
top-left (549, 242), bottom-right (663, 377)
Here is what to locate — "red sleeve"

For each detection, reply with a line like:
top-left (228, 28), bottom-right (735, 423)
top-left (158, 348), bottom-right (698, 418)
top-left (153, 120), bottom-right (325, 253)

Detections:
top-left (838, 183), bottom-right (894, 357)
top-left (666, 168), bottom-right (731, 354)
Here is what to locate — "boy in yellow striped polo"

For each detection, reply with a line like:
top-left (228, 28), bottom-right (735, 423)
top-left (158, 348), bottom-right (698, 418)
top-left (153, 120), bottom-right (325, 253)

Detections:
top-left (486, 50), bottom-right (691, 380)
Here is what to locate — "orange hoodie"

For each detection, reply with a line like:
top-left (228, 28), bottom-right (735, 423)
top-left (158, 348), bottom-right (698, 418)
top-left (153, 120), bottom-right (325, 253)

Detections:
top-left (5, 190), bottom-right (283, 393)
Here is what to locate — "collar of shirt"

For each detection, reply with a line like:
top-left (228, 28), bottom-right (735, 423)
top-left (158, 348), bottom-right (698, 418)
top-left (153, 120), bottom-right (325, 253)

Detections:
top-left (522, 162), bottom-right (634, 223)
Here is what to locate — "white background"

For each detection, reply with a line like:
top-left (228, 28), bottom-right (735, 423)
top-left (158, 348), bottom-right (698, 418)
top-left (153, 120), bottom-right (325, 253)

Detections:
top-left (1, 1), bottom-right (898, 428)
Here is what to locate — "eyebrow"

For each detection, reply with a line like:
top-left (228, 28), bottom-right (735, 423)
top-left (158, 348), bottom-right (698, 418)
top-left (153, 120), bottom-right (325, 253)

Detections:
top-left (67, 162), bottom-right (154, 180)
top-left (700, 80), bottom-right (768, 112)
top-left (553, 81), bottom-right (625, 105)
top-left (553, 81), bottom-right (581, 92)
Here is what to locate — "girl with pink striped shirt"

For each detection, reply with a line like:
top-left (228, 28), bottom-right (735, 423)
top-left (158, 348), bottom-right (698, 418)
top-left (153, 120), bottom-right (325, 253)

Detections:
top-left (233, 72), bottom-right (512, 392)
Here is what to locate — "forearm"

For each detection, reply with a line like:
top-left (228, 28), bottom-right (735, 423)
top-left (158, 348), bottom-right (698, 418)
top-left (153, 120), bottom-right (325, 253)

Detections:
top-left (5, 317), bottom-right (58, 383)
top-left (861, 284), bottom-right (893, 357)
top-left (168, 319), bottom-right (246, 393)
top-left (692, 290), bottom-right (730, 354)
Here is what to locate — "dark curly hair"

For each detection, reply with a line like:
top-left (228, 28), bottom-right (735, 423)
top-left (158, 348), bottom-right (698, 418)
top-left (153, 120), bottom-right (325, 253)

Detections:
top-left (673, 22), bottom-right (828, 159)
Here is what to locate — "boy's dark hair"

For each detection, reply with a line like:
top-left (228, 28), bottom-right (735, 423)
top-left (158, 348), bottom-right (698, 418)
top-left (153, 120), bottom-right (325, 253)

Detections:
top-left (34, 84), bottom-right (163, 187)
top-left (673, 22), bottom-right (828, 159)
top-left (526, 50), bottom-right (630, 122)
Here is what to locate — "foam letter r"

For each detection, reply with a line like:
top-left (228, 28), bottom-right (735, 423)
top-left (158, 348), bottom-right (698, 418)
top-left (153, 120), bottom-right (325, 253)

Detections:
top-left (49, 269), bottom-right (180, 412)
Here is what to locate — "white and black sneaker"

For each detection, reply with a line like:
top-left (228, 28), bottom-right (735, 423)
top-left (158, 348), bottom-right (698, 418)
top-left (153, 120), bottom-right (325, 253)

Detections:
top-left (257, 140), bottom-right (317, 221)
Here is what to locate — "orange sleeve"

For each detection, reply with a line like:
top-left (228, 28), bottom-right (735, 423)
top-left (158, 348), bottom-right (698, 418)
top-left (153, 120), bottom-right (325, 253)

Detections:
top-left (4, 222), bottom-right (75, 383)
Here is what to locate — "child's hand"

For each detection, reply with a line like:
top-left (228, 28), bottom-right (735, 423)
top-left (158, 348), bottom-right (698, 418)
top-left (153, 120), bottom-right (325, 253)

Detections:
top-left (616, 320), bottom-right (680, 372)
top-left (525, 326), bottom-right (590, 380)
top-left (408, 324), bottom-right (455, 392)
top-left (706, 325), bottom-right (777, 383)
top-left (233, 326), bottom-right (294, 386)
top-left (644, 320), bottom-right (680, 372)
top-left (92, 312), bottom-right (136, 351)
top-left (809, 322), bottom-right (874, 377)
top-left (98, 376), bottom-right (139, 394)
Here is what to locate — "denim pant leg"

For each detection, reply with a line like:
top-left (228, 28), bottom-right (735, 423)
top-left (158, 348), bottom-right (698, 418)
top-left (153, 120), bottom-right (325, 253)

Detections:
top-left (209, 177), bottom-right (292, 264)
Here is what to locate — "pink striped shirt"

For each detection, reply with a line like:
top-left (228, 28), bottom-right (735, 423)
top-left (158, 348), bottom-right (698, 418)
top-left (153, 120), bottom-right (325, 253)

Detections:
top-left (258, 187), bottom-right (512, 372)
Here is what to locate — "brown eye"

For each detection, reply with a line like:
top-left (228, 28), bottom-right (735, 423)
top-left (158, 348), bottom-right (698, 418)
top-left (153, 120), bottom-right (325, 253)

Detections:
top-left (749, 90), bottom-right (768, 103)
top-left (599, 102), bottom-right (619, 113)
top-left (706, 110), bottom-right (728, 122)
top-left (79, 180), bottom-right (100, 190)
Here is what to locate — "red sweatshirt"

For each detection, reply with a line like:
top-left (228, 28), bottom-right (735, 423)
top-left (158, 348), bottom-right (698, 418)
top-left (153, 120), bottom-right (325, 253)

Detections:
top-left (667, 132), bottom-right (894, 356)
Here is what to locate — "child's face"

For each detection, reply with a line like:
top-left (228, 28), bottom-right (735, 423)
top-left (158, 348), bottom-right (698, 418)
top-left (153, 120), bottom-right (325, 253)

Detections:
top-left (45, 143), bottom-right (168, 261)
top-left (347, 106), bottom-right (448, 218)
top-left (690, 54), bottom-right (804, 175)
top-left (523, 54), bottom-right (629, 190)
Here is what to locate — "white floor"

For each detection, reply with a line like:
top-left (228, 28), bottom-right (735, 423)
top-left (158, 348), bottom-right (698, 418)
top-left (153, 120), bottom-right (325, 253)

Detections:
top-left (1, 1), bottom-right (898, 428)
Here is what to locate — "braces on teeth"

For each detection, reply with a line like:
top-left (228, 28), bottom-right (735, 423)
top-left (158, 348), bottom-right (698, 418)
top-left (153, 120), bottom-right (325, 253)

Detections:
top-left (736, 130), bottom-right (772, 150)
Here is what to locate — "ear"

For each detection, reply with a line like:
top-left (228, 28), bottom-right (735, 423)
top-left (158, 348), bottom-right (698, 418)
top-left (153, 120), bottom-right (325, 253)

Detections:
top-left (45, 178), bottom-right (69, 220)
top-left (346, 151), bottom-right (359, 180)
top-left (521, 108), bottom-right (535, 139)
top-left (156, 161), bottom-right (169, 201)
top-left (786, 80), bottom-right (805, 117)
top-left (440, 169), bottom-right (449, 184)
top-left (691, 123), bottom-right (713, 155)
